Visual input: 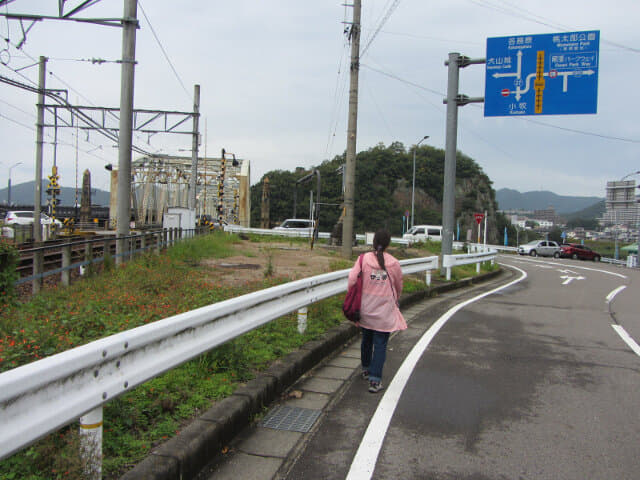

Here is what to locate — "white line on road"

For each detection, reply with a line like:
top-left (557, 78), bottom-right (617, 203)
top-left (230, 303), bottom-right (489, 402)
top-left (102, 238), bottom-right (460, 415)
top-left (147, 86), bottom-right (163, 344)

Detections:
top-left (508, 256), bottom-right (627, 279)
top-left (606, 285), bottom-right (627, 304)
top-left (611, 325), bottom-right (640, 357)
top-left (345, 264), bottom-right (528, 480)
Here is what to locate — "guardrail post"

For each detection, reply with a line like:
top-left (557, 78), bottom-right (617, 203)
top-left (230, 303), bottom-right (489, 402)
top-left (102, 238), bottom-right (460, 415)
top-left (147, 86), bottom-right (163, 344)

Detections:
top-left (297, 307), bottom-right (308, 334)
top-left (476, 262), bottom-right (481, 274)
top-left (79, 406), bottom-right (103, 480)
top-left (156, 231), bottom-right (161, 254)
top-left (446, 266), bottom-right (452, 281)
top-left (61, 244), bottom-right (71, 286)
top-left (425, 270), bottom-right (432, 286)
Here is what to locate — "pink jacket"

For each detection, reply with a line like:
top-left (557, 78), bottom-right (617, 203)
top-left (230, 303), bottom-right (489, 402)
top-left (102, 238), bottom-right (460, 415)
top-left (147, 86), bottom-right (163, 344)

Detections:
top-left (347, 251), bottom-right (407, 332)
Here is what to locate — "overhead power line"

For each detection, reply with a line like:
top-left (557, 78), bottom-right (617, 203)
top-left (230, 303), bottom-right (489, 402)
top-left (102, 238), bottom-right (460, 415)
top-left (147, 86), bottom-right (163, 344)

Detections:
top-left (138, 1), bottom-right (191, 102)
top-left (361, 0), bottom-right (402, 58)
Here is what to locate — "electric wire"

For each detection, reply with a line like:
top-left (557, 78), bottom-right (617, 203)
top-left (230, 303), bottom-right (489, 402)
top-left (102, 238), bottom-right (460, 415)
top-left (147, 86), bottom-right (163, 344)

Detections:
top-left (467, 0), bottom-right (640, 54)
top-left (361, 0), bottom-right (402, 58)
top-left (138, 0), bottom-right (191, 102)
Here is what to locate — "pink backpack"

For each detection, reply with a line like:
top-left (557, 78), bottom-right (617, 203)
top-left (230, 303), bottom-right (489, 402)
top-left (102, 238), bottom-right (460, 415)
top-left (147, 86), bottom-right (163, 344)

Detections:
top-left (342, 254), bottom-right (363, 322)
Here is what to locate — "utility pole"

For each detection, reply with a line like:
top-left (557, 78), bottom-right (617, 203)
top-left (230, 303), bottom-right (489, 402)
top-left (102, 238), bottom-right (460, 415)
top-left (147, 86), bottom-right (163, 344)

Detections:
top-left (34, 56), bottom-right (47, 244)
top-left (189, 84), bottom-right (200, 210)
top-left (116, 0), bottom-right (138, 264)
top-left (341, 0), bottom-right (361, 258)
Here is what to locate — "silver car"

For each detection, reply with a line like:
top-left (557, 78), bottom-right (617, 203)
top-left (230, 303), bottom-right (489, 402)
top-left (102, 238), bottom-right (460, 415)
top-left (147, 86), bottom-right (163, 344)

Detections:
top-left (517, 240), bottom-right (561, 258)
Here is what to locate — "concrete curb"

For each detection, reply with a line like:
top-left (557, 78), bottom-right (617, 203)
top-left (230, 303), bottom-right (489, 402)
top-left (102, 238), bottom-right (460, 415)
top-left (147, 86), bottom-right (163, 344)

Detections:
top-left (120, 268), bottom-right (503, 480)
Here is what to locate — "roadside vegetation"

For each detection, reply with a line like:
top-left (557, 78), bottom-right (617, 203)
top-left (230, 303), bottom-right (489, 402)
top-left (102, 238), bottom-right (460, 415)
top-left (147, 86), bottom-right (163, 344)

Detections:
top-left (0, 233), bottom-right (495, 479)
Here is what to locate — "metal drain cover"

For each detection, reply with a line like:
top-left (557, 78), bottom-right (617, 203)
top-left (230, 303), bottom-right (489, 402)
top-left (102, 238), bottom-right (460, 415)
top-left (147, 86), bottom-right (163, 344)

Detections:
top-left (260, 406), bottom-right (321, 433)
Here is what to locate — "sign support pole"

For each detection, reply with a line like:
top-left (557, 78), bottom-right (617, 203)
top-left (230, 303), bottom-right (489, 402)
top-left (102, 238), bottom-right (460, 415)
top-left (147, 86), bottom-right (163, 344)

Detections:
top-left (441, 53), bottom-right (485, 274)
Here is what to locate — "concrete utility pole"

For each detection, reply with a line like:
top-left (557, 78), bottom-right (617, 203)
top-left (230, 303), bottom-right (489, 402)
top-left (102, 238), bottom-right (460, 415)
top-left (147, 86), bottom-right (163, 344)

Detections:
top-left (189, 84), bottom-right (200, 210)
top-left (441, 53), bottom-right (484, 272)
top-left (116, 0), bottom-right (138, 264)
top-left (341, 0), bottom-right (361, 258)
top-left (34, 56), bottom-right (47, 244)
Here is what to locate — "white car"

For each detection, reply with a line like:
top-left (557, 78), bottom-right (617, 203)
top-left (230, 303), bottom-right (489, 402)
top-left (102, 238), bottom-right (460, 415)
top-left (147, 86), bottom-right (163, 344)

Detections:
top-left (403, 225), bottom-right (443, 243)
top-left (4, 210), bottom-right (63, 227)
top-left (517, 240), bottom-right (561, 257)
top-left (272, 218), bottom-right (315, 234)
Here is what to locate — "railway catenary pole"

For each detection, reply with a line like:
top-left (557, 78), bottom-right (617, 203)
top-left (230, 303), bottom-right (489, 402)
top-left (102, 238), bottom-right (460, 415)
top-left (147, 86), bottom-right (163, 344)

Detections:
top-left (341, 0), bottom-right (361, 258)
top-left (32, 55), bottom-right (47, 294)
top-left (189, 84), bottom-right (200, 210)
top-left (116, 0), bottom-right (138, 265)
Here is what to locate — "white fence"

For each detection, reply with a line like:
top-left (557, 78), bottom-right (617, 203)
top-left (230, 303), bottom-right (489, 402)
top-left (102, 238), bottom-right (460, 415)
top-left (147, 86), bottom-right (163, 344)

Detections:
top-left (0, 255), bottom-right (439, 476)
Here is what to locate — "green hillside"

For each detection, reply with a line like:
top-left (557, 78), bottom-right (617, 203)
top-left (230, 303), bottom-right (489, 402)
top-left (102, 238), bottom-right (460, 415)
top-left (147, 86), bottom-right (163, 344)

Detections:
top-left (250, 142), bottom-right (506, 243)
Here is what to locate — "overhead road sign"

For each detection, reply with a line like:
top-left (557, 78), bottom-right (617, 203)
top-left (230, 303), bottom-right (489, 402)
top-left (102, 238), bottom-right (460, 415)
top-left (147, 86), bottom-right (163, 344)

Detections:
top-left (484, 30), bottom-right (599, 116)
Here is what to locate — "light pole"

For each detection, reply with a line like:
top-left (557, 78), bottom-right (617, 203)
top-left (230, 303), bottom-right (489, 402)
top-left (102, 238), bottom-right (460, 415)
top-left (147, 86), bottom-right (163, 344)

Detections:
top-left (7, 162), bottom-right (22, 206)
top-left (411, 135), bottom-right (429, 228)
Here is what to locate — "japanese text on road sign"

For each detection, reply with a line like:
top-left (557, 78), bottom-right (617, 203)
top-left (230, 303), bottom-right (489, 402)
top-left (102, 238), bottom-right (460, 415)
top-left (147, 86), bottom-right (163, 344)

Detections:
top-left (484, 31), bottom-right (600, 116)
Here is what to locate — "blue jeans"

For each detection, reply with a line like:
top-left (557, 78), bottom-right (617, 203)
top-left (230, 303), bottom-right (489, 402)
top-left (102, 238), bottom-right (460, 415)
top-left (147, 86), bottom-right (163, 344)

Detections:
top-left (361, 328), bottom-right (390, 383)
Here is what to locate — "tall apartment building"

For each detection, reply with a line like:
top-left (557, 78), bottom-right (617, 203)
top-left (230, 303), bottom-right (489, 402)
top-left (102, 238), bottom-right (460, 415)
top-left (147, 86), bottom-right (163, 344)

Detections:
top-left (601, 180), bottom-right (638, 227)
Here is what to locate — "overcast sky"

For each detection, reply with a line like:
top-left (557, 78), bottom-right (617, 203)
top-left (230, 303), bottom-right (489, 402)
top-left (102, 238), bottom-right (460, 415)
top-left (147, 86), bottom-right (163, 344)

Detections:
top-left (1, 0), bottom-right (638, 198)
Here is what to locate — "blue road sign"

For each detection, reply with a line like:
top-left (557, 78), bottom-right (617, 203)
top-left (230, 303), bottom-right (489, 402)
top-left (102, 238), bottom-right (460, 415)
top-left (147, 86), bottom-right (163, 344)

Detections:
top-left (485, 31), bottom-right (599, 117)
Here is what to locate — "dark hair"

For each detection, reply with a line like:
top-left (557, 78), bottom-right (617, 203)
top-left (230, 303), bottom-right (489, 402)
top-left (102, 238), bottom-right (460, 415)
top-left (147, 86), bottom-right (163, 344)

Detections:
top-left (372, 230), bottom-right (391, 270)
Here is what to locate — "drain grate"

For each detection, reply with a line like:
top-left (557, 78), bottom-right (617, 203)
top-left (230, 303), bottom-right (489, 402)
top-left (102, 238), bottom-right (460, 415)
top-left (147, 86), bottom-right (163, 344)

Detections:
top-left (260, 406), bottom-right (321, 433)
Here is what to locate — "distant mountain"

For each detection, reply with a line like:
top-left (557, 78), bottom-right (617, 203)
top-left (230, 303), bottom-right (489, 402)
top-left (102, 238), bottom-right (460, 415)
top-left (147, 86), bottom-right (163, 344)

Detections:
top-left (564, 200), bottom-right (606, 221)
top-left (496, 188), bottom-right (603, 214)
top-left (0, 180), bottom-right (110, 206)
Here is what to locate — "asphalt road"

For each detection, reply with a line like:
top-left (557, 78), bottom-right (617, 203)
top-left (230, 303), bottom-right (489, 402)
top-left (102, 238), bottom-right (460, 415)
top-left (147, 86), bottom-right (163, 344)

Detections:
top-left (283, 256), bottom-right (640, 480)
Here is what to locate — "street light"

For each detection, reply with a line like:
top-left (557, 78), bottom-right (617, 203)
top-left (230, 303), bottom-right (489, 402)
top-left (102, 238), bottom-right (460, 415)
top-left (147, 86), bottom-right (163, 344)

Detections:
top-left (7, 162), bottom-right (22, 206)
top-left (411, 135), bottom-right (429, 228)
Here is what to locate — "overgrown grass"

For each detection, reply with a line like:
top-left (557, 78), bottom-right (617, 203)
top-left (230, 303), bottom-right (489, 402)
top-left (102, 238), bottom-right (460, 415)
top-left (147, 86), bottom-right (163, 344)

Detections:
top-left (0, 232), bottom-right (343, 479)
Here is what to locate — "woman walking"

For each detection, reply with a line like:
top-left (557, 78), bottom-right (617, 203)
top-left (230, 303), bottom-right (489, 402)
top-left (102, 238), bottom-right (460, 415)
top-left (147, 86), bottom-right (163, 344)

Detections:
top-left (347, 230), bottom-right (406, 393)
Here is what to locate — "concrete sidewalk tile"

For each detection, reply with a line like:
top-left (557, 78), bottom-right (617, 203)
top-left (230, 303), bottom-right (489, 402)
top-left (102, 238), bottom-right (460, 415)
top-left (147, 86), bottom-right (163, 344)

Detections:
top-left (314, 365), bottom-right (353, 380)
top-left (209, 452), bottom-right (283, 480)
top-left (328, 355), bottom-right (361, 369)
top-left (298, 377), bottom-right (343, 394)
top-left (238, 427), bottom-right (303, 458)
top-left (285, 391), bottom-right (330, 410)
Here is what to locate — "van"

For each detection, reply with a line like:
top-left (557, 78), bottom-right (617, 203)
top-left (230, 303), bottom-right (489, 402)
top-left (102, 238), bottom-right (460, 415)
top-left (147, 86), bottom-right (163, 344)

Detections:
top-left (272, 218), bottom-right (315, 234)
top-left (403, 225), bottom-right (443, 242)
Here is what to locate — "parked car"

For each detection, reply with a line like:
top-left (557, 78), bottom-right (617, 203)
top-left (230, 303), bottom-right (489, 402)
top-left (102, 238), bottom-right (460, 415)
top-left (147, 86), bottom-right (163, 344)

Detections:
top-left (559, 243), bottom-right (601, 261)
top-left (517, 240), bottom-right (561, 257)
top-left (402, 225), bottom-right (443, 242)
top-left (4, 210), bottom-right (62, 227)
top-left (272, 218), bottom-right (315, 234)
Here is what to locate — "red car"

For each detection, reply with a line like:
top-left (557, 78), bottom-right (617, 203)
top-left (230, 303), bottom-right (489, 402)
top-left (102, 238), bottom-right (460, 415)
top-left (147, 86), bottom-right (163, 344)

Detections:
top-left (560, 243), bottom-right (601, 261)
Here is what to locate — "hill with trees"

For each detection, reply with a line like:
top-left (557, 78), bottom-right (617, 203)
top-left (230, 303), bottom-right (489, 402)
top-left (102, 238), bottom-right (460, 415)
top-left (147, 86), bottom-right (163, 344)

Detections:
top-left (496, 188), bottom-right (603, 214)
top-left (251, 142), bottom-right (507, 244)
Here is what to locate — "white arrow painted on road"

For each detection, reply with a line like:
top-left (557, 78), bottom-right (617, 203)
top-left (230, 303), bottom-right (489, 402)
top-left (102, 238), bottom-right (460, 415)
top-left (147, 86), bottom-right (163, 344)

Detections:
top-left (560, 275), bottom-right (585, 285)
top-left (558, 269), bottom-right (578, 275)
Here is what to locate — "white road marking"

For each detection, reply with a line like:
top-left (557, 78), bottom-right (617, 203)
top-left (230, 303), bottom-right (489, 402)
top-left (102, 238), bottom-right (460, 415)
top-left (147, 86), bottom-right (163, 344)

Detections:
top-left (606, 285), bottom-right (627, 304)
top-left (508, 256), bottom-right (627, 279)
top-left (611, 325), bottom-right (640, 357)
top-left (560, 275), bottom-right (585, 285)
top-left (345, 264), bottom-right (528, 480)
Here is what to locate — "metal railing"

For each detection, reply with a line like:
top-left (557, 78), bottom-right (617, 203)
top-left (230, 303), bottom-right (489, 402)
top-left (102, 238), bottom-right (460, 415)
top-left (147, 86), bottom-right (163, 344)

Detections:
top-left (442, 247), bottom-right (498, 280)
top-left (0, 254), bottom-right (439, 476)
top-left (14, 227), bottom-right (208, 292)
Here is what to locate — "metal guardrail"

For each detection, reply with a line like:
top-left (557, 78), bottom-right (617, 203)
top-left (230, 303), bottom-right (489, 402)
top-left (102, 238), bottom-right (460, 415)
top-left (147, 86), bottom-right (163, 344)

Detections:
top-left (0, 255), bottom-right (439, 467)
top-left (442, 248), bottom-right (498, 280)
